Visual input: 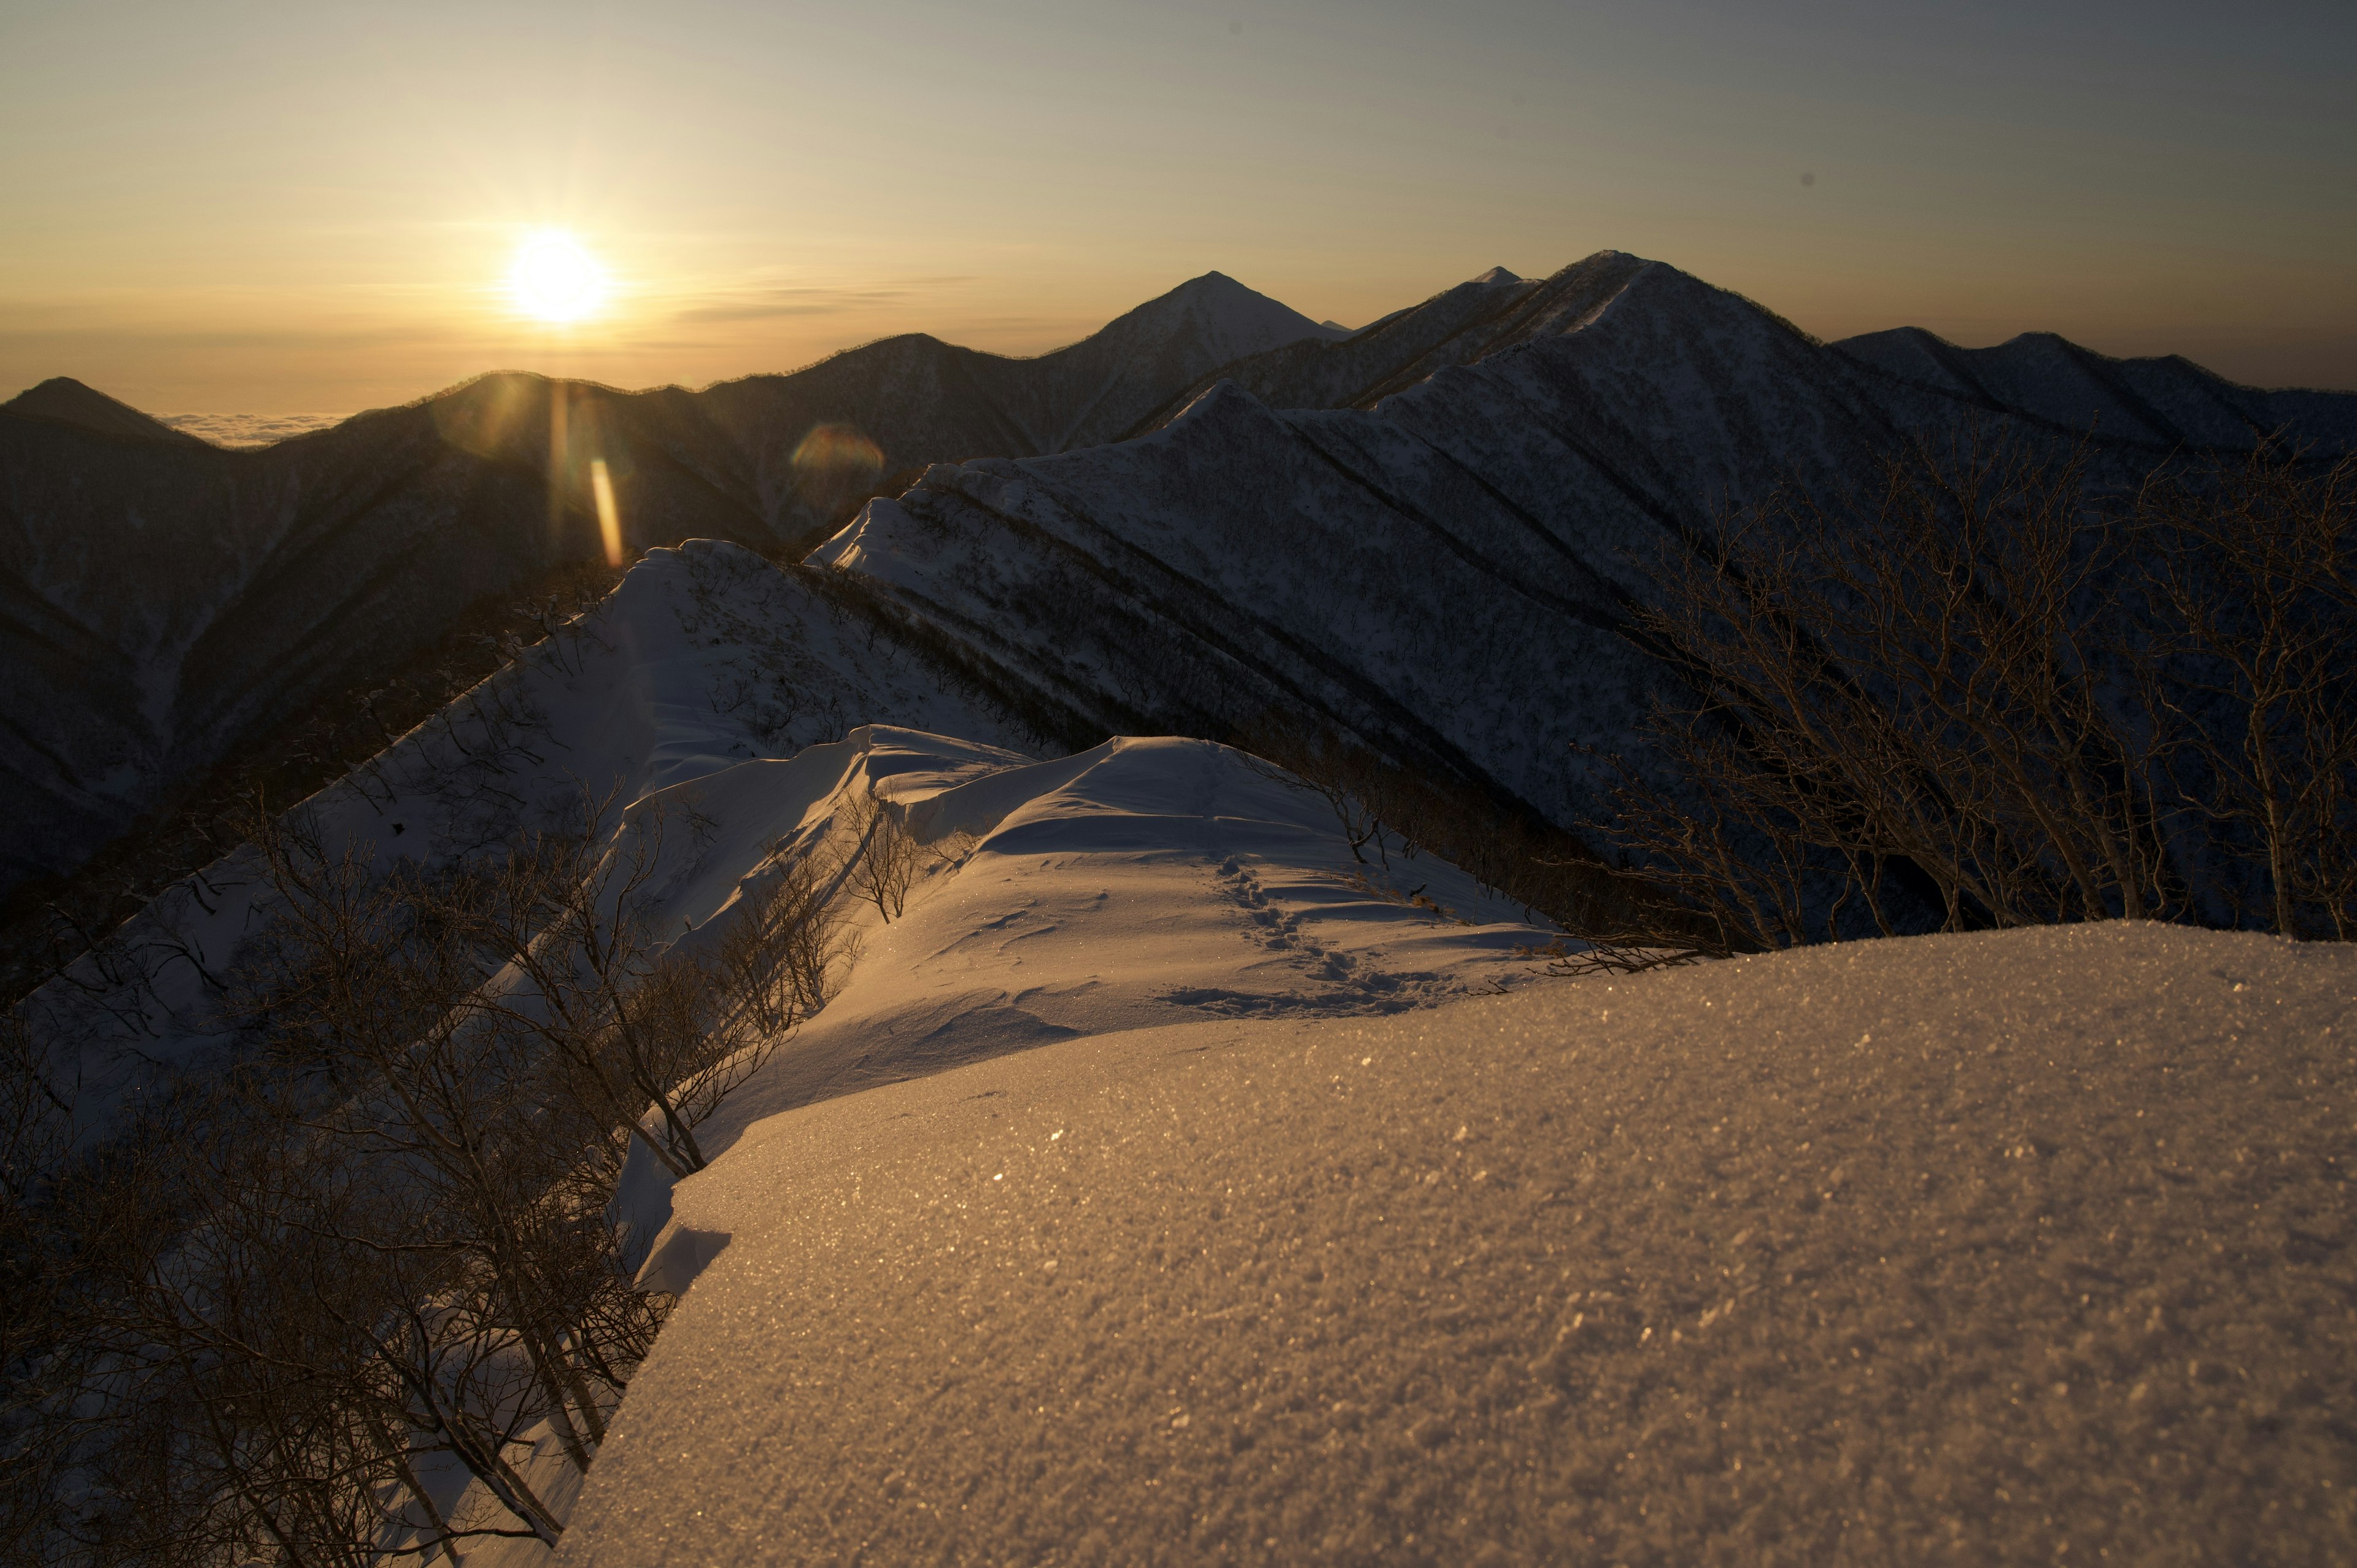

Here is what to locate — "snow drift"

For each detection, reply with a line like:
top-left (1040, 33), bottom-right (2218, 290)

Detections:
top-left (559, 922), bottom-right (2355, 1566)
top-left (349, 714), bottom-right (1568, 1561)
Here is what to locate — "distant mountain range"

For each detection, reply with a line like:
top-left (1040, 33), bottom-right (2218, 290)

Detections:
top-left (18, 260), bottom-right (2349, 1568)
top-left (4, 253), bottom-right (2353, 944)
top-left (817, 252), bottom-right (2357, 838)
top-left (0, 272), bottom-right (1342, 914)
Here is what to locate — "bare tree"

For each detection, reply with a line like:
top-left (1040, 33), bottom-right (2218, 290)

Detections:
top-left (2134, 442), bottom-right (2357, 938)
top-left (457, 794), bottom-right (838, 1180)
top-left (1587, 425), bottom-right (2356, 948)
top-left (839, 787), bottom-right (921, 924)
top-left (717, 841), bottom-right (853, 1038)
top-left (234, 818), bottom-right (635, 1534)
top-left (1588, 427), bottom-right (2181, 948)
top-left (58, 792), bottom-right (813, 1560)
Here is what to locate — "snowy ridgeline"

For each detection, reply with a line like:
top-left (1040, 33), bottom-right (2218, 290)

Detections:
top-left (28, 532), bottom-right (1562, 1146)
top-left (25, 539), bottom-right (1020, 1138)
top-left (561, 923), bottom-right (2356, 1567)
top-left (27, 525), bottom-right (1579, 1561)
top-left (22, 523), bottom-right (2356, 1561)
top-left (605, 726), bottom-right (1564, 1280)
top-left (355, 717), bottom-right (1563, 1562)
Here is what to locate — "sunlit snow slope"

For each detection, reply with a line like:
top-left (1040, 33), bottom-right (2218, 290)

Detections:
top-left (559, 923), bottom-right (2355, 1567)
top-left (399, 705), bottom-right (1568, 1561)
top-left (602, 726), bottom-right (1565, 1283)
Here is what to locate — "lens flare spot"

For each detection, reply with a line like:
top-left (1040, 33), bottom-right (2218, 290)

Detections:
top-left (791, 423), bottom-right (885, 482)
top-left (590, 458), bottom-right (625, 566)
top-left (510, 231), bottom-right (610, 323)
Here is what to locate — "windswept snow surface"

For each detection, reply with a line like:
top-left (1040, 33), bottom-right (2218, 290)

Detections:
top-left (425, 723), bottom-right (1565, 1561)
top-left (560, 924), bottom-right (2355, 1566)
top-left (609, 727), bottom-right (1563, 1279)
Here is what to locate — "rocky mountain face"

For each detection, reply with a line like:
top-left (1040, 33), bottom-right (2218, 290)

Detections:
top-left (0, 273), bottom-right (1337, 908)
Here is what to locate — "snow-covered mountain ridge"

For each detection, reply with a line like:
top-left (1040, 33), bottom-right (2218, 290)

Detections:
top-left (0, 271), bottom-right (1336, 913)
top-left (802, 252), bottom-right (2357, 854)
top-left (19, 541), bottom-right (1022, 1135)
top-left (10, 240), bottom-right (2355, 1555)
top-left (9, 252), bottom-right (2354, 937)
top-left (20, 248), bottom-right (2357, 1039)
top-left (25, 536), bottom-right (1555, 1145)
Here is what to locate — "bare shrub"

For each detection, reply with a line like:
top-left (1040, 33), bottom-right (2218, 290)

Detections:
top-left (840, 787), bottom-right (921, 924)
top-left (12, 782), bottom-right (854, 1562)
top-left (718, 843), bottom-right (852, 1037)
top-left (1229, 717), bottom-right (1650, 943)
top-left (2134, 444), bottom-right (2357, 937)
top-left (430, 792), bottom-right (846, 1180)
top-left (1587, 427), bottom-right (2356, 948)
top-left (1234, 724), bottom-right (1389, 865)
top-left (231, 817), bottom-right (645, 1535)
top-left (56, 1095), bottom-right (563, 1565)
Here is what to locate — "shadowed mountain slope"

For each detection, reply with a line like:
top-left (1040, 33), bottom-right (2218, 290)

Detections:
top-left (7, 254), bottom-right (2355, 933)
top-left (1, 377), bottom-right (208, 446)
top-left (14, 258), bottom-right (2356, 1564)
top-left (810, 253), bottom-right (2357, 843)
top-left (0, 274), bottom-right (1336, 909)
top-left (1831, 326), bottom-right (2357, 450)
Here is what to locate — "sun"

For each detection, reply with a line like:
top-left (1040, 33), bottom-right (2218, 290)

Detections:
top-left (508, 230), bottom-right (610, 324)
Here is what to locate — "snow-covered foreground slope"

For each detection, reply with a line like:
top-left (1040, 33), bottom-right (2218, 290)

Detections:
top-left (605, 730), bottom-right (1560, 1277)
top-left (559, 924), bottom-right (2355, 1566)
top-left (390, 719), bottom-right (1563, 1560)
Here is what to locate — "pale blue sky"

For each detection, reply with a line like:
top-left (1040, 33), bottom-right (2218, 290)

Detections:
top-left (3, 0), bottom-right (2350, 408)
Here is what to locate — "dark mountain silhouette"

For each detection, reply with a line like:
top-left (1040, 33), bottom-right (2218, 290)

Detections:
top-left (5, 254), bottom-right (2353, 947)
top-left (811, 253), bottom-right (2357, 840)
top-left (1, 377), bottom-right (207, 446)
top-left (1828, 326), bottom-right (2357, 449)
top-left (0, 272), bottom-right (1338, 910)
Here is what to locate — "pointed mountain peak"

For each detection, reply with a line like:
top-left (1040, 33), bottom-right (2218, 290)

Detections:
top-left (3, 376), bottom-right (206, 445)
top-left (1161, 270), bottom-right (1247, 299)
top-left (1093, 272), bottom-right (1334, 361)
top-left (1472, 266), bottom-right (1522, 285)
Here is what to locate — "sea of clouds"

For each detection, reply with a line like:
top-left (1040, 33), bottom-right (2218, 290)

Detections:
top-left (157, 411), bottom-right (348, 449)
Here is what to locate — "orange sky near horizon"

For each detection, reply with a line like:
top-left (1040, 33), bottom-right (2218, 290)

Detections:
top-left (3, 1), bottom-right (2351, 414)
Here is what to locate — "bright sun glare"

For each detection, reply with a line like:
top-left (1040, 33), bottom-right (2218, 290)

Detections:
top-left (509, 230), bottom-right (610, 324)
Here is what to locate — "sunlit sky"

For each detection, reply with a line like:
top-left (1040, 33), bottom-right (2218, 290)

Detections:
top-left (3, 0), bottom-right (2352, 412)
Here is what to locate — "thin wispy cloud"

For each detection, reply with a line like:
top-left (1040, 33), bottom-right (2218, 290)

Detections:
top-left (671, 277), bottom-right (978, 326)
